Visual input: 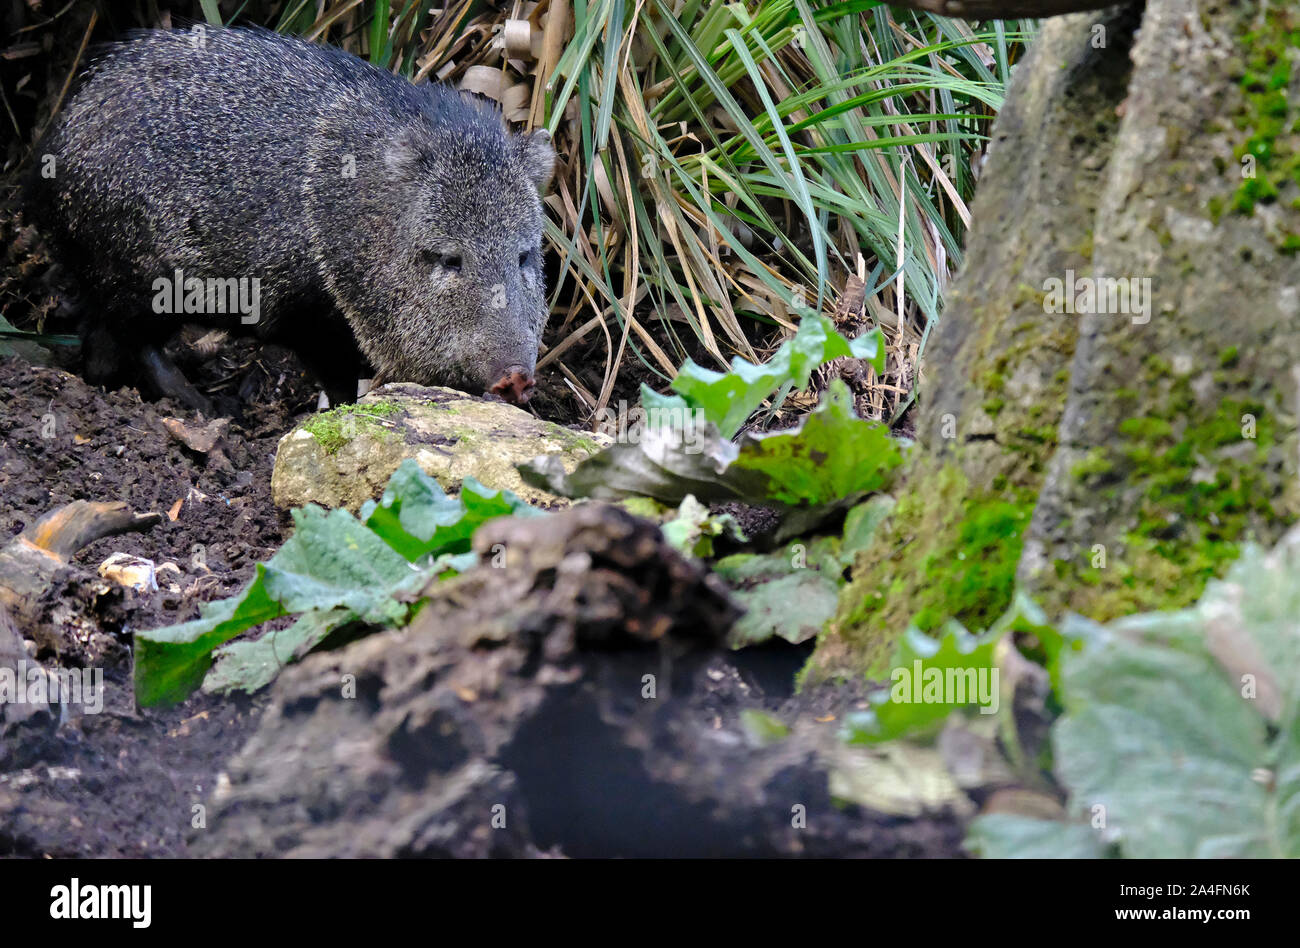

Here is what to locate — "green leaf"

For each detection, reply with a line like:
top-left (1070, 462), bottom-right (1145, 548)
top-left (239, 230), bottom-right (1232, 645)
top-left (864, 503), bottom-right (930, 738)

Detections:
top-left (843, 621), bottom-right (1000, 744)
top-left (361, 461), bottom-right (543, 562)
top-left (973, 527), bottom-right (1300, 858)
top-left (841, 495), bottom-right (896, 560)
top-left (133, 567), bottom-right (287, 708)
top-left (965, 814), bottom-right (1107, 859)
top-left (729, 570), bottom-right (840, 646)
top-left (0, 315), bottom-right (59, 365)
top-left (203, 607), bottom-right (353, 697)
top-left (660, 495), bottom-right (747, 558)
top-left (198, 0), bottom-right (223, 26)
top-left (134, 463), bottom-right (542, 707)
top-left (731, 380), bottom-right (901, 506)
top-left (669, 315), bottom-right (885, 439)
top-left (519, 364), bottom-right (900, 523)
top-left (713, 498), bottom-right (896, 649)
top-left (134, 506), bottom-right (417, 706)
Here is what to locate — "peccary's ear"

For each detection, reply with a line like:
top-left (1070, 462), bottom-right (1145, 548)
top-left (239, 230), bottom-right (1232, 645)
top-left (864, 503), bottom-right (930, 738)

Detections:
top-left (516, 129), bottom-right (556, 192)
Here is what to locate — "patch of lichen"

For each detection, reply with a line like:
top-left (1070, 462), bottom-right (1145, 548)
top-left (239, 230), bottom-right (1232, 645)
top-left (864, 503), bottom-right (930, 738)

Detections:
top-left (1219, 5), bottom-right (1300, 253)
top-left (978, 321), bottom-right (1073, 476)
top-left (1053, 357), bottom-right (1288, 619)
top-left (301, 401), bottom-right (402, 455)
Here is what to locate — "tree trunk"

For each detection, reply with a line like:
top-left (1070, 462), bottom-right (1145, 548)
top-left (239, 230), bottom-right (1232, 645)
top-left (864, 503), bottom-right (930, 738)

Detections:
top-left (813, 0), bottom-right (1300, 678)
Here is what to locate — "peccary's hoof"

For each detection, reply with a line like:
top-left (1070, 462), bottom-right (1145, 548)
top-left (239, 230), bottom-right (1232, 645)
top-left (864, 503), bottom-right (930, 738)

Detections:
top-left (489, 366), bottom-right (535, 405)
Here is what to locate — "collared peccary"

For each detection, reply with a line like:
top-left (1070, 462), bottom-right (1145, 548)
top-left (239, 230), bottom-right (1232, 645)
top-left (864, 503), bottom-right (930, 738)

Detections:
top-left (24, 25), bottom-right (555, 409)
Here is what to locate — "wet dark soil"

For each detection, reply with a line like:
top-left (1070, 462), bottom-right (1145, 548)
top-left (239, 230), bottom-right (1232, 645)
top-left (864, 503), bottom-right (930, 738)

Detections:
top-left (0, 349), bottom-right (310, 856)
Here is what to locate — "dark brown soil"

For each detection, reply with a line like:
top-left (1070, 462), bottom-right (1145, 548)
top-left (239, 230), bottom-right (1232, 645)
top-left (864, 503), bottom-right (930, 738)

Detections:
top-left (0, 348), bottom-right (317, 856)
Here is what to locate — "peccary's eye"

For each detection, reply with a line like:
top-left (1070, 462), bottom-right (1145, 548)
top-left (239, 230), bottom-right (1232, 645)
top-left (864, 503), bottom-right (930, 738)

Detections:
top-left (518, 250), bottom-right (533, 269)
top-left (421, 248), bottom-right (462, 273)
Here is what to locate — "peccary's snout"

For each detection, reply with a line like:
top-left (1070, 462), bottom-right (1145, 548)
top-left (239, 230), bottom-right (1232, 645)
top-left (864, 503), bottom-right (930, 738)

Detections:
top-left (489, 363), bottom-right (536, 404)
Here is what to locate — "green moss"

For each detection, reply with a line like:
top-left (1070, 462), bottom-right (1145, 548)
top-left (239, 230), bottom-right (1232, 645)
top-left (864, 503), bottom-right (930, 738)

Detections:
top-left (1073, 230), bottom-right (1094, 261)
top-left (1055, 383), bottom-right (1287, 619)
top-left (301, 401), bottom-right (402, 455)
top-left (1013, 282), bottom-right (1046, 309)
top-left (1015, 425), bottom-right (1057, 445)
top-left (1226, 6), bottom-right (1300, 252)
top-left (829, 465), bottom-right (1035, 673)
top-left (1117, 417), bottom-right (1173, 440)
top-left (543, 422), bottom-right (604, 455)
top-left (1070, 448), bottom-right (1113, 481)
top-left (1220, 345), bottom-right (1240, 368)
top-left (1144, 355), bottom-right (1173, 379)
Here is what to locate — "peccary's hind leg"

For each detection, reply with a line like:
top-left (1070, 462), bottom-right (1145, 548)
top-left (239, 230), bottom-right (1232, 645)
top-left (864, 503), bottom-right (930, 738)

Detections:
top-left (139, 345), bottom-right (215, 416)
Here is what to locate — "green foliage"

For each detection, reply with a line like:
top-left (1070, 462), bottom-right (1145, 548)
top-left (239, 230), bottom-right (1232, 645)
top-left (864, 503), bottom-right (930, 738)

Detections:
top-left (133, 461), bottom-right (539, 707)
top-left (715, 496), bottom-right (891, 647)
top-left (361, 460), bottom-right (545, 561)
top-left (842, 621), bottom-right (1000, 744)
top-left (519, 315), bottom-right (902, 517)
top-left (969, 529), bottom-right (1300, 858)
top-left (730, 381), bottom-right (899, 505)
top-left (550, 0), bottom-right (1033, 383)
top-left (661, 313), bottom-right (885, 439)
top-left (660, 495), bottom-right (748, 558)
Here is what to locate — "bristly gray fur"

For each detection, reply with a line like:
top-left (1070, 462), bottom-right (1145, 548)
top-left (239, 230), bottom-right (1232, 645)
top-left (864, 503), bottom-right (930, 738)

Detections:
top-left (24, 25), bottom-right (556, 395)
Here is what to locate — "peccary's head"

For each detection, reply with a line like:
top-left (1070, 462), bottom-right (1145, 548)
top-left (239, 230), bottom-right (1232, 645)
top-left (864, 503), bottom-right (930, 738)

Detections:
top-left (307, 87), bottom-right (556, 404)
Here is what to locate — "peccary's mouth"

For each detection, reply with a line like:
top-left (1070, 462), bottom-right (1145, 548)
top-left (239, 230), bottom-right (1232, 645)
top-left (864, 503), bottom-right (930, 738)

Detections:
top-left (488, 365), bottom-right (536, 404)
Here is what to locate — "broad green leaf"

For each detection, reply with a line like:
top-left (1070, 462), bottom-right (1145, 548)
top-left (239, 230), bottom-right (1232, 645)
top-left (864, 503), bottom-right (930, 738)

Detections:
top-left (134, 463), bottom-right (541, 707)
top-left (841, 495), bottom-right (896, 559)
top-left (669, 315), bottom-right (885, 438)
top-left (729, 571), bottom-right (840, 646)
top-left (203, 607), bottom-right (354, 697)
top-left (965, 814), bottom-right (1107, 859)
top-left (361, 461), bottom-right (543, 562)
top-left (730, 380), bottom-right (902, 506)
top-left (972, 526), bottom-right (1300, 858)
top-left (519, 334), bottom-right (900, 521)
top-left (843, 621), bottom-right (1000, 744)
top-left (133, 568), bottom-right (287, 708)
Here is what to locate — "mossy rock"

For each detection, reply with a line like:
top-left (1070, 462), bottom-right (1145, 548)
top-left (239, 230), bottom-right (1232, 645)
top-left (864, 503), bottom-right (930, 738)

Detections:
top-left (271, 384), bottom-right (611, 511)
